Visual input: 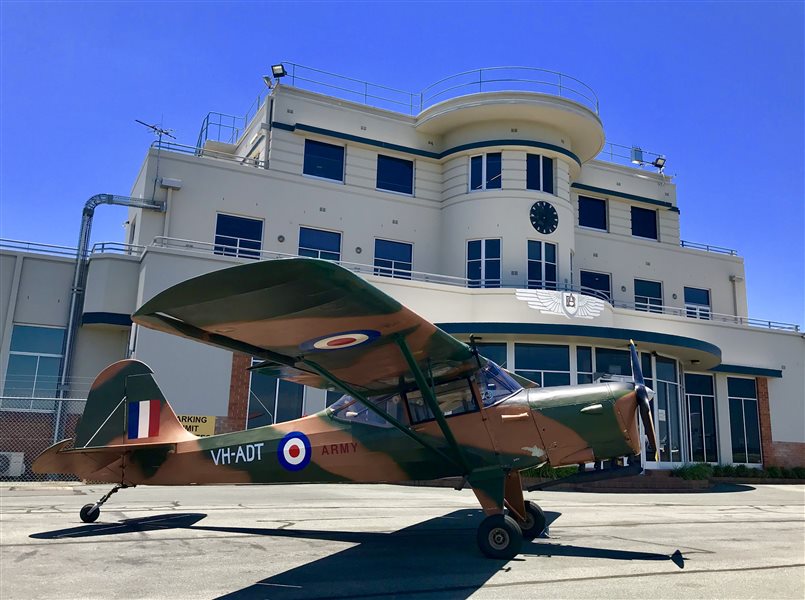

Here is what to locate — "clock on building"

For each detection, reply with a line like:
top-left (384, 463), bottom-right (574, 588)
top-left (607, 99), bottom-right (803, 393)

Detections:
top-left (529, 201), bottom-right (559, 234)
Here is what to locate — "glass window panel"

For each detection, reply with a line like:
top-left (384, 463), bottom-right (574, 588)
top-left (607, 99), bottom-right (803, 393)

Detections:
top-left (248, 372), bottom-right (278, 428)
top-left (685, 374), bottom-right (714, 396)
top-left (577, 374), bottom-right (593, 384)
top-left (486, 153), bottom-right (502, 189)
top-left (299, 227), bottom-right (340, 252)
top-left (467, 260), bottom-right (482, 281)
top-left (475, 343), bottom-right (507, 367)
top-left (544, 264), bottom-right (557, 285)
top-left (215, 214), bottom-right (262, 241)
top-left (470, 156), bottom-right (483, 190)
top-left (668, 383), bottom-right (681, 462)
top-left (684, 287), bottom-right (710, 306)
top-left (656, 357), bottom-right (677, 382)
top-left (32, 356), bottom-right (61, 398)
top-left (10, 326), bottom-right (65, 354)
top-left (376, 155), bottom-right (414, 195)
top-left (640, 353), bottom-right (653, 380)
top-left (689, 396), bottom-right (704, 462)
top-left (326, 391), bottom-right (344, 408)
top-left (543, 372), bottom-right (571, 387)
top-left (580, 271), bottom-right (611, 300)
top-left (275, 381), bottom-right (304, 423)
top-left (526, 154), bottom-right (541, 190)
top-left (703, 396), bottom-right (719, 462)
top-left (542, 156), bottom-right (554, 194)
top-left (657, 381), bottom-right (670, 461)
top-left (576, 346), bottom-right (592, 373)
top-left (743, 400), bottom-right (761, 463)
top-left (545, 243), bottom-right (556, 264)
top-left (595, 348), bottom-right (631, 376)
top-left (527, 262), bottom-right (541, 281)
top-left (634, 279), bottom-right (662, 299)
top-left (484, 260), bottom-right (500, 280)
top-left (3, 354), bottom-right (37, 397)
top-left (527, 240), bottom-right (541, 260)
top-left (578, 196), bottom-right (607, 230)
top-left (631, 206), bottom-right (658, 240)
top-left (375, 239), bottom-right (412, 262)
top-left (467, 240), bottom-right (481, 260)
top-left (728, 377), bottom-right (757, 399)
top-left (515, 370), bottom-right (541, 386)
top-left (485, 239), bottom-right (500, 258)
top-left (303, 139), bottom-right (344, 181)
top-left (515, 344), bottom-right (569, 371)
top-left (729, 397), bottom-right (747, 463)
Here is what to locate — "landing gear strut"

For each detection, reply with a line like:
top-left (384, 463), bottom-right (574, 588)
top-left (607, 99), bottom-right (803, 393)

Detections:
top-left (79, 483), bottom-right (133, 523)
top-left (518, 500), bottom-right (547, 540)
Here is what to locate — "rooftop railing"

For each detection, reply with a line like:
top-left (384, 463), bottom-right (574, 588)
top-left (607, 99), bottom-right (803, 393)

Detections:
top-left (0, 239), bottom-right (78, 257)
top-left (679, 240), bottom-right (739, 256)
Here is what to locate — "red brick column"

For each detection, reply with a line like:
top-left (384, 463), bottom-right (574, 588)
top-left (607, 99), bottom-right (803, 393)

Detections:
top-left (756, 377), bottom-right (774, 466)
top-left (216, 353), bottom-right (251, 434)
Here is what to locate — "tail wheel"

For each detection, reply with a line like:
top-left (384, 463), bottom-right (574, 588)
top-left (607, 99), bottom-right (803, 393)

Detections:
top-left (518, 501), bottom-right (547, 540)
top-left (80, 503), bottom-right (100, 523)
top-left (477, 514), bottom-right (523, 559)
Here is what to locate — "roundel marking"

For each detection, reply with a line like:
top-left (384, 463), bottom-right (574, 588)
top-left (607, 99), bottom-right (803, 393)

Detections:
top-left (277, 432), bottom-right (311, 471)
top-left (301, 329), bottom-right (381, 352)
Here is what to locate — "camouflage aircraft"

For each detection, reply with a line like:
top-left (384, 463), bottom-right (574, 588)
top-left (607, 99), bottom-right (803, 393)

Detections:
top-left (34, 258), bottom-right (658, 559)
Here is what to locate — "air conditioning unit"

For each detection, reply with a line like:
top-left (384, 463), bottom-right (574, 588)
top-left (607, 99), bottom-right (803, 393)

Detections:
top-left (0, 452), bottom-right (25, 477)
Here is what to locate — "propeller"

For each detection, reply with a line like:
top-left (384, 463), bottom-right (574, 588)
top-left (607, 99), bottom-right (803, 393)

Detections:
top-left (629, 340), bottom-right (659, 461)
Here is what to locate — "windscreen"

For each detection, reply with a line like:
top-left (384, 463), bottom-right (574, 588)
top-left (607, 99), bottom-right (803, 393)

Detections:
top-left (477, 361), bottom-right (522, 406)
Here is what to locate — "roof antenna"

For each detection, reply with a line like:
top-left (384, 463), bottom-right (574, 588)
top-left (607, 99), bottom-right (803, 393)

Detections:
top-left (136, 119), bottom-right (176, 202)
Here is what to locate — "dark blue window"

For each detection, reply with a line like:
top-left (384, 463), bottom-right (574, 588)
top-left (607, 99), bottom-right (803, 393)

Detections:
top-left (3, 325), bottom-right (65, 406)
top-left (685, 373), bottom-right (718, 463)
top-left (214, 214), bottom-right (263, 259)
top-left (634, 279), bottom-right (663, 312)
top-left (376, 155), bottom-right (414, 195)
top-left (515, 343), bottom-right (570, 387)
top-left (684, 287), bottom-right (711, 319)
top-left (728, 377), bottom-right (761, 464)
top-left (578, 196), bottom-right (607, 230)
top-left (303, 139), bottom-right (344, 182)
top-left (580, 270), bottom-right (611, 302)
top-left (475, 343), bottom-right (507, 367)
top-left (631, 206), bottom-right (658, 240)
top-left (467, 239), bottom-right (500, 287)
top-left (470, 153), bottom-right (501, 190)
top-left (374, 239), bottom-right (413, 279)
top-left (526, 154), bottom-right (554, 194)
top-left (298, 227), bottom-right (341, 261)
top-left (527, 241), bottom-right (557, 289)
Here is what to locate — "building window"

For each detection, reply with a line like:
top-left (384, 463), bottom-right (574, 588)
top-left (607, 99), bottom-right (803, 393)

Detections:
top-left (685, 374), bottom-right (718, 463)
top-left (376, 155), bottom-right (414, 195)
top-left (214, 214), bottom-right (263, 259)
top-left (469, 153), bottom-right (502, 191)
top-left (2, 325), bottom-right (65, 410)
top-left (467, 239), bottom-right (501, 288)
top-left (303, 139), bottom-right (345, 182)
top-left (326, 391), bottom-right (343, 408)
top-left (474, 343), bottom-right (507, 367)
top-left (631, 206), bottom-right (658, 240)
top-left (578, 196), bottom-right (607, 231)
top-left (298, 227), bottom-right (341, 261)
top-left (374, 239), bottom-right (412, 279)
top-left (728, 377), bottom-right (761, 464)
top-left (580, 270), bottom-right (612, 302)
top-left (634, 279), bottom-right (663, 312)
top-left (655, 357), bottom-right (681, 463)
top-left (527, 241), bottom-right (557, 289)
top-left (248, 365), bottom-right (305, 428)
top-left (526, 154), bottom-right (554, 194)
top-left (576, 346), bottom-right (593, 384)
top-left (684, 287), bottom-right (711, 320)
top-left (514, 344), bottom-right (570, 387)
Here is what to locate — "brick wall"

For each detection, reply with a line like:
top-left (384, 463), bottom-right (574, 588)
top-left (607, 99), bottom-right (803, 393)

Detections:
top-left (771, 441), bottom-right (805, 468)
top-left (757, 377), bottom-right (804, 468)
top-left (216, 353), bottom-right (251, 434)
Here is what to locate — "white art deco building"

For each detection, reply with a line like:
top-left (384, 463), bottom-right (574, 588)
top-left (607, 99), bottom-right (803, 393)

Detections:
top-left (1, 64), bottom-right (802, 477)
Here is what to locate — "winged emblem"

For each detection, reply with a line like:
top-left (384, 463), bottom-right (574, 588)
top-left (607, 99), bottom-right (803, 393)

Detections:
top-left (515, 289), bottom-right (606, 320)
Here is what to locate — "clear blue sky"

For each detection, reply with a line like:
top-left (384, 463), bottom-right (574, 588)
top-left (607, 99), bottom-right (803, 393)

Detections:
top-left (1, 1), bottom-right (803, 325)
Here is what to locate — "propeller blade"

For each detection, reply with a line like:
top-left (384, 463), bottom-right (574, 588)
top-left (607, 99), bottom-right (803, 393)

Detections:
top-left (629, 339), bottom-right (644, 386)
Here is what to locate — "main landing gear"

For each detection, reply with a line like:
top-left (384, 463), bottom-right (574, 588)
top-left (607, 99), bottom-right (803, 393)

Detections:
top-left (79, 483), bottom-right (133, 523)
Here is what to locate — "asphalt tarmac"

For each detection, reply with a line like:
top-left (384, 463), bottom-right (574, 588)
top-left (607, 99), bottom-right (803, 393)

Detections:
top-left (1, 482), bottom-right (803, 599)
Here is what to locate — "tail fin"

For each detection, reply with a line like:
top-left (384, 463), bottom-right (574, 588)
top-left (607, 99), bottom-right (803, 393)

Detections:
top-left (73, 359), bottom-right (197, 449)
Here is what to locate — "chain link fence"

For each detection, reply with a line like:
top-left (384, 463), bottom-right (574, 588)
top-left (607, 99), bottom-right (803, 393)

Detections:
top-left (0, 397), bottom-right (87, 481)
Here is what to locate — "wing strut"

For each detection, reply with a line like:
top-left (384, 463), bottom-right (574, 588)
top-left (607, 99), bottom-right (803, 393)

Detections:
top-left (301, 359), bottom-right (461, 470)
top-left (394, 335), bottom-right (472, 475)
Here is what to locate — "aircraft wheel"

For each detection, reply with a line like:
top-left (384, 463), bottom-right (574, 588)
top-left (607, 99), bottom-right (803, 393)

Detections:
top-left (477, 514), bottom-right (523, 559)
top-left (80, 503), bottom-right (100, 523)
top-left (518, 501), bottom-right (547, 540)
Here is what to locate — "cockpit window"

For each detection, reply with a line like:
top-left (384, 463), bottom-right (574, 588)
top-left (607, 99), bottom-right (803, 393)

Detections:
top-left (330, 392), bottom-right (407, 428)
top-left (406, 378), bottom-right (478, 423)
top-left (476, 361), bottom-right (522, 406)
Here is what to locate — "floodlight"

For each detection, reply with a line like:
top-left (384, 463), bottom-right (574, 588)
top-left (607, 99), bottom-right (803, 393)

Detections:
top-left (271, 64), bottom-right (287, 78)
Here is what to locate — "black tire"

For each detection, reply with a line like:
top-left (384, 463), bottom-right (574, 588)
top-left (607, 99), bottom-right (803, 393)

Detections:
top-left (518, 501), bottom-right (547, 540)
top-left (80, 503), bottom-right (100, 523)
top-left (477, 514), bottom-right (523, 559)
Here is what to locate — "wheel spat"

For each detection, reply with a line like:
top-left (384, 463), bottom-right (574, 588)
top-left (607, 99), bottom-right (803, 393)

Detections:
top-left (629, 340), bottom-right (659, 461)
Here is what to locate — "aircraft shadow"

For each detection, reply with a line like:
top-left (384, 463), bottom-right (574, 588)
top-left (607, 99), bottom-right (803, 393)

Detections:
top-left (30, 510), bottom-right (684, 599)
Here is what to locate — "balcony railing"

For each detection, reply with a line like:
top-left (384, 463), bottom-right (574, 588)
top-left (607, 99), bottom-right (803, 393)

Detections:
top-left (680, 240), bottom-right (739, 256)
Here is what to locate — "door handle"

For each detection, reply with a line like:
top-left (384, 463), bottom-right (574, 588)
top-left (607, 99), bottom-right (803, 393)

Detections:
top-left (501, 412), bottom-right (530, 422)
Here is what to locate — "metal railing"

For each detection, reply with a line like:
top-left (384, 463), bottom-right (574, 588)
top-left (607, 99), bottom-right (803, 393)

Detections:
top-left (0, 239), bottom-right (77, 257)
top-left (90, 241), bottom-right (145, 256)
top-left (680, 240), bottom-right (739, 256)
top-left (153, 139), bottom-right (266, 168)
top-left (150, 236), bottom-right (799, 332)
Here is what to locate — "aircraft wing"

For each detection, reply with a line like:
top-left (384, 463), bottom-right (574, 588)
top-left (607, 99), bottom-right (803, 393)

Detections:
top-left (132, 258), bottom-right (477, 396)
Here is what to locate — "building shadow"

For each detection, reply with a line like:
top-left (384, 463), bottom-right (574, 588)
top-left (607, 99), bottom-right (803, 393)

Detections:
top-left (30, 509), bottom-right (685, 599)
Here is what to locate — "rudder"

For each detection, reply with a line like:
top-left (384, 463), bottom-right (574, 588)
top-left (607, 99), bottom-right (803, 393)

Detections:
top-left (74, 360), bottom-right (196, 449)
